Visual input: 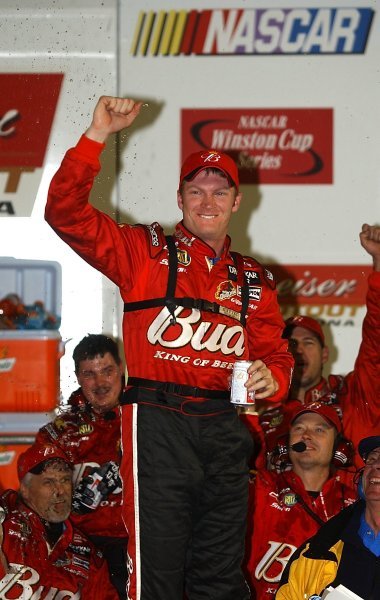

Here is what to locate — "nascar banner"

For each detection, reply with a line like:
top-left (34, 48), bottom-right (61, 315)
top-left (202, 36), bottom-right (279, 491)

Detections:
top-left (0, 0), bottom-right (378, 385)
top-left (130, 8), bottom-right (373, 56)
top-left (118, 0), bottom-right (379, 376)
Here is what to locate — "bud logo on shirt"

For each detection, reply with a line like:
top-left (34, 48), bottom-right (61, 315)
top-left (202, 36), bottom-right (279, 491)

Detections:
top-left (147, 307), bottom-right (245, 356)
top-left (255, 541), bottom-right (297, 583)
top-left (1, 564), bottom-right (80, 597)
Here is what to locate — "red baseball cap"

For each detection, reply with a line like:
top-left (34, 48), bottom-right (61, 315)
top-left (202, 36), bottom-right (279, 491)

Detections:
top-left (283, 315), bottom-right (325, 346)
top-left (290, 401), bottom-right (342, 433)
top-left (179, 150), bottom-right (239, 189)
top-left (18, 444), bottom-right (72, 481)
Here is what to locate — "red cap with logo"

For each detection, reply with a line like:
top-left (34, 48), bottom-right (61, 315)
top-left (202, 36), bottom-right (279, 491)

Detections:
top-left (284, 315), bottom-right (325, 345)
top-left (18, 444), bottom-right (71, 481)
top-left (179, 149), bottom-right (239, 189)
top-left (290, 401), bottom-right (342, 433)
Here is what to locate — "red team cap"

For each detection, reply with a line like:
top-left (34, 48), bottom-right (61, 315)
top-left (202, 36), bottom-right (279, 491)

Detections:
top-left (290, 401), bottom-right (342, 433)
top-left (284, 315), bottom-right (325, 346)
top-left (18, 444), bottom-right (71, 481)
top-left (179, 150), bottom-right (239, 189)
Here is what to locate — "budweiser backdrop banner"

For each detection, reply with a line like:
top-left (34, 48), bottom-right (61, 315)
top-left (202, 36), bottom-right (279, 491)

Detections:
top-left (271, 264), bottom-right (372, 306)
top-left (270, 264), bottom-right (373, 374)
top-left (181, 108), bottom-right (333, 184)
top-left (0, 0), bottom-right (378, 397)
top-left (0, 1), bottom-right (117, 401)
top-left (0, 73), bottom-right (63, 217)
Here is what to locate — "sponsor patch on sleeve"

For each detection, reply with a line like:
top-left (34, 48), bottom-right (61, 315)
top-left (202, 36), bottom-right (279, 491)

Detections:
top-left (264, 268), bottom-right (276, 289)
top-left (135, 222), bottom-right (164, 257)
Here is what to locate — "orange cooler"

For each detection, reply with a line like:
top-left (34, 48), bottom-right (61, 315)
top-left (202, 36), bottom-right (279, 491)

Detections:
top-left (0, 258), bottom-right (62, 488)
top-left (0, 330), bottom-right (63, 412)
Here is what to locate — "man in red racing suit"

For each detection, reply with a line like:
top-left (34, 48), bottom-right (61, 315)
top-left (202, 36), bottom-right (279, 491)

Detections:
top-left (45, 96), bottom-right (293, 600)
top-left (37, 391), bottom-right (124, 539)
top-left (243, 403), bottom-right (357, 599)
top-left (251, 225), bottom-right (380, 471)
top-left (36, 334), bottom-right (128, 598)
top-left (0, 444), bottom-right (118, 599)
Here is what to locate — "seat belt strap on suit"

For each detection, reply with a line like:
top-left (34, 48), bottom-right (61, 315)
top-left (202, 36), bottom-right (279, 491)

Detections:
top-left (123, 235), bottom-right (249, 326)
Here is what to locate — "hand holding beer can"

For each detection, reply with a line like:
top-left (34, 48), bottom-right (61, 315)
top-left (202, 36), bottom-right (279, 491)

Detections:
top-left (230, 360), bottom-right (256, 406)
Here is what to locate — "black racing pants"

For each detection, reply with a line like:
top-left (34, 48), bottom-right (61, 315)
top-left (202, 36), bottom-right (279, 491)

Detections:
top-left (89, 535), bottom-right (129, 599)
top-left (121, 388), bottom-right (253, 600)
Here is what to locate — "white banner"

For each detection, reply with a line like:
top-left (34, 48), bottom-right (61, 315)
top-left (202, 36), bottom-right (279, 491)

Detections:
top-left (0, 0), bottom-right (378, 403)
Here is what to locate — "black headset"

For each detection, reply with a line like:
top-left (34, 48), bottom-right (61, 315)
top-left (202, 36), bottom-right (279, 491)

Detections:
top-left (270, 433), bottom-right (355, 472)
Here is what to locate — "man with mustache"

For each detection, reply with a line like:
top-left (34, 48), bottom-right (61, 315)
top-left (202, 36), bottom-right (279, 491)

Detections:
top-left (276, 434), bottom-right (380, 599)
top-left (36, 333), bottom-right (128, 598)
top-left (0, 443), bottom-right (118, 598)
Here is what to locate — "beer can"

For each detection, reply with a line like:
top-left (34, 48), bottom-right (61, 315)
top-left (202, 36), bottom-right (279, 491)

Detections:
top-left (230, 360), bottom-right (255, 405)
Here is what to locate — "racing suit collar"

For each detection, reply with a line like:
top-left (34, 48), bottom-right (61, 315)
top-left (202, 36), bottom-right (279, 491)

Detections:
top-left (96, 404), bottom-right (121, 421)
top-left (17, 498), bottom-right (73, 557)
top-left (284, 469), bottom-right (341, 496)
top-left (174, 221), bottom-right (232, 259)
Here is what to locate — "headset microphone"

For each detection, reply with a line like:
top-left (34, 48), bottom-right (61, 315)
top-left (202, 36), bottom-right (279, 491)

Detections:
top-left (291, 441), bottom-right (307, 453)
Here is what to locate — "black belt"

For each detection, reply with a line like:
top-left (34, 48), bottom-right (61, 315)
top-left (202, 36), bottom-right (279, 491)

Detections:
top-left (126, 376), bottom-right (230, 400)
top-left (121, 386), bottom-right (234, 416)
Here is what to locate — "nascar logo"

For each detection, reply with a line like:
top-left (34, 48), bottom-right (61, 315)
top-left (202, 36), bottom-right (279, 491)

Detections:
top-left (130, 8), bottom-right (373, 56)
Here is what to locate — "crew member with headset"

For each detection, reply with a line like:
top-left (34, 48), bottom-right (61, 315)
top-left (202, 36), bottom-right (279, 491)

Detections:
top-left (243, 402), bottom-right (356, 599)
top-left (276, 434), bottom-right (380, 599)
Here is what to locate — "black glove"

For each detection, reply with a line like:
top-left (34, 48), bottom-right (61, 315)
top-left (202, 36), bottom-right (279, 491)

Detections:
top-left (72, 461), bottom-right (121, 514)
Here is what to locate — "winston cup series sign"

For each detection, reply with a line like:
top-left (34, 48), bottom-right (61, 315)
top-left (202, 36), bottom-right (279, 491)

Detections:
top-left (0, 73), bottom-right (63, 217)
top-left (181, 108), bottom-right (333, 184)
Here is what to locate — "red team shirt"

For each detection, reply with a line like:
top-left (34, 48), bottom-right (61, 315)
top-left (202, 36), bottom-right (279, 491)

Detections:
top-left (36, 399), bottom-right (125, 539)
top-left (45, 134), bottom-right (293, 406)
top-left (244, 469), bottom-right (357, 599)
top-left (249, 271), bottom-right (380, 470)
top-left (0, 492), bottom-right (118, 599)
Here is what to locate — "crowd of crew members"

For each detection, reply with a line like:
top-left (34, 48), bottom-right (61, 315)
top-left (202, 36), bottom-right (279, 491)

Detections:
top-left (0, 223), bottom-right (378, 598)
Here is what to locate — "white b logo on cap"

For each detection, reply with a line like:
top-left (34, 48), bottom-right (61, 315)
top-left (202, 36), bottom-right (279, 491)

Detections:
top-left (42, 446), bottom-right (56, 457)
top-left (201, 151), bottom-right (221, 164)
